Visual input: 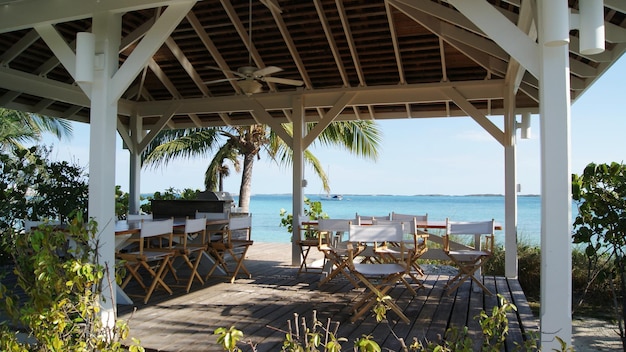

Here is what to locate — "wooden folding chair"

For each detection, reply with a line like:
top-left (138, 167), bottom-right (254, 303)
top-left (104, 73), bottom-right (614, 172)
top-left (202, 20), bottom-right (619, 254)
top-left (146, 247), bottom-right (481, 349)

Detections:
top-left (443, 218), bottom-right (496, 295)
top-left (295, 216), bottom-right (325, 275)
top-left (171, 217), bottom-right (208, 292)
top-left (317, 218), bottom-right (361, 287)
top-left (346, 223), bottom-right (411, 323)
top-left (206, 215), bottom-right (253, 283)
top-left (116, 218), bottom-right (177, 304)
top-left (372, 218), bottom-right (427, 289)
top-left (390, 212), bottom-right (430, 275)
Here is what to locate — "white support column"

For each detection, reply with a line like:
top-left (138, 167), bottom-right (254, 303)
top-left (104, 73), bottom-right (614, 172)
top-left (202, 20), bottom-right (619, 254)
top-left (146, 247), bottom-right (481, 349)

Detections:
top-left (89, 11), bottom-right (122, 323)
top-left (128, 152), bottom-right (142, 214)
top-left (538, 1), bottom-right (573, 348)
top-left (291, 94), bottom-right (305, 266)
top-left (128, 115), bottom-right (143, 214)
top-left (504, 88), bottom-right (518, 279)
top-left (504, 146), bottom-right (518, 278)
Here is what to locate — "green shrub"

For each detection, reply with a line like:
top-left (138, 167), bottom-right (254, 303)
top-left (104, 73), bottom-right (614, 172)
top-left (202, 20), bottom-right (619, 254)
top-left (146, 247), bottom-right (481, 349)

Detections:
top-left (139, 187), bottom-right (201, 214)
top-left (0, 214), bottom-right (143, 351)
top-left (0, 147), bottom-right (88, 265)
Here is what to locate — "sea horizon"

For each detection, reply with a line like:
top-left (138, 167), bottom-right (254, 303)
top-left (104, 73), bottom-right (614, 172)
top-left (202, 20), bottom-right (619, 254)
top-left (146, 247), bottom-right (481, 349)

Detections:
top-left (139, 193), bottom-right (574, 246)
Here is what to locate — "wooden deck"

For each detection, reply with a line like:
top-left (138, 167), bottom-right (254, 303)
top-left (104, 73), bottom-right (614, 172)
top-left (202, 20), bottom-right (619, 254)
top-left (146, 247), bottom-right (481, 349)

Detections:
top-left (118, 242), bottom-right (538, 351)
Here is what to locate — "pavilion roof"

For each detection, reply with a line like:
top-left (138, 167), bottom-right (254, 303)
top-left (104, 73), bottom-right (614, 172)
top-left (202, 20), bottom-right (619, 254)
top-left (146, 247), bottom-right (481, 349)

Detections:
top-left (0, 0), bottom-right (624, 129)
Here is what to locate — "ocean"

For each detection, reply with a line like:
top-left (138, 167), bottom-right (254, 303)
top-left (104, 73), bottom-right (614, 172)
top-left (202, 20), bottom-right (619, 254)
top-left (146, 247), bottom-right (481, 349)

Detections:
top-left (237, 194), bottom-right (571, 245)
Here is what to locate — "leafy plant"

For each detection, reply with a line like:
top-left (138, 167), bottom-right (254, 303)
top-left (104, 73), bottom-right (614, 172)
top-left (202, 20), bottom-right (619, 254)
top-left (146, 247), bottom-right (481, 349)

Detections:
top-left (572, 161), bottom-right (626, 349)
top-left (115, 185), bottom-right (129, 219)
top-left (139, 187), bottom-right (201, 214)
top-left (279, 197), bottom-right (328, 240)
top-left (31, 159), bottom-right (88, 223)
top-left (0, 213), bottom-right (143, 351)
top-left (0, 146), bottom-right (88, 264)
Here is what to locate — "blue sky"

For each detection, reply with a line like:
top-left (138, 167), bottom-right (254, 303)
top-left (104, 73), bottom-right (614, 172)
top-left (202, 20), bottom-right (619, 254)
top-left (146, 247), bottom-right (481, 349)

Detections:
top-left (44, 55), bottom-right (626, 196)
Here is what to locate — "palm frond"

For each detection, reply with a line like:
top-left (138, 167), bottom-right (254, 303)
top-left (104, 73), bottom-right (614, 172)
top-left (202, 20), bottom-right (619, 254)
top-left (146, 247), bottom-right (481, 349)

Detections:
top-left (0, 109), bottom-right (73, 150)
top-left (142, 128), bottom-right (223, 168)
top-left (315, 121), bottom-right (381, 160)
top-left (204, 144), bottom-right (240, 191)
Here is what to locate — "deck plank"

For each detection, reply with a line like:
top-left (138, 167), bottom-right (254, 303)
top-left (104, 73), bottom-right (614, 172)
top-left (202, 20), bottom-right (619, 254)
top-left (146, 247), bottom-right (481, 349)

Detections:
top-left (113, 243), bottom-right (537, 351)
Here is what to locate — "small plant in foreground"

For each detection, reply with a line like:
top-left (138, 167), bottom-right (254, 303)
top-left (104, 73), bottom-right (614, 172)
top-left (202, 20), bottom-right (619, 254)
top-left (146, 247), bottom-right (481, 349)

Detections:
top-left (214, 294), bottom-right (561, 351)
top-left (0, 214), bottom-right (143, 352)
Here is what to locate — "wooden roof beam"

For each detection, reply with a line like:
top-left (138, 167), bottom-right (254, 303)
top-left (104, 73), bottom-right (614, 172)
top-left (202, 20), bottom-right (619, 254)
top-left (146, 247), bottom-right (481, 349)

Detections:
top-left (335, 0), bottom-right (365, 87)
top-left (384, 1), bottom-right (406, 85)
top-left (314, 0), bottom-right (350, 87)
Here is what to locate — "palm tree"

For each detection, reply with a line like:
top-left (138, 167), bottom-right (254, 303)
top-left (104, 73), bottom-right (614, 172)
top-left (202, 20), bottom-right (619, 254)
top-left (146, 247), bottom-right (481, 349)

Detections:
top-left (142, 121), bottom-right (381, 212)
top-left (0, 108), bottom-right (72, 152)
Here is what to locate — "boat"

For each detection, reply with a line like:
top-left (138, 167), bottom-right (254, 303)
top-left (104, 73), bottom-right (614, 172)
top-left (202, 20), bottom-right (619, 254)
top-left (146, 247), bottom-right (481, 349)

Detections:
top-left (320, 194), bottom-right (343, 201)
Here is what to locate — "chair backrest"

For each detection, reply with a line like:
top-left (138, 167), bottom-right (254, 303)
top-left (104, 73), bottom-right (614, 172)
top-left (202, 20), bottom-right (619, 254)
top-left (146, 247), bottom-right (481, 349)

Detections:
top-left (355, 213), bottom-right (390, 225)
top-left (372, 218), bottom-right (414, 234)
top-left (140, 218), bottom-right (174, 238)
top-left (317, 218), bottom-right (351, 233)
top-left (446, 219), bottom-right (495, 236)
top-left (349, 223), bottom-right (403, 243)
top-left (228, 215), bottom-right (252, 241)
top-left (317, 218), bottom-right (353, 245)
top-left (185, 217), bottom-right (207, 234)
top-left (196, 211), bottom-right (229, 220)
top-left (229, 215), bottom-right (252, 231)
top-left (127, 213), bottom-right (152, 221)
top-left (391, 212), bottom-right (427, 222)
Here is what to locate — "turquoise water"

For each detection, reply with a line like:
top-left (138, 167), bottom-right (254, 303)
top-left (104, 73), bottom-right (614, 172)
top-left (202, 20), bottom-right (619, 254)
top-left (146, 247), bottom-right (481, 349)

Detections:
top-left (242, 194), bottom-right (563, 245)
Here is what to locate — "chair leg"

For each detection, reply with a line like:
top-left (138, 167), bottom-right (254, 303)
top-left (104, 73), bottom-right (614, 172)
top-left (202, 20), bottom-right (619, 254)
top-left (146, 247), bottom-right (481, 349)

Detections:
top-left (143, 257), bottom-right (173, 304)
top-left (205, 246), bottom-right (229, 280)
top-left (227, 245), bottom-right (252, 283)
top-left (319, 250), bottom-right (360, 288)
top-left (297, 245), bottom-right (312, 274)
top-left (121, 262), bottom-right (146, 290)
top-left (445, 259), bottom-right (493, 296)
top-left (186, 251), bottom-right (205, 292)
top-left (350, 271), bottom-right (409, 324)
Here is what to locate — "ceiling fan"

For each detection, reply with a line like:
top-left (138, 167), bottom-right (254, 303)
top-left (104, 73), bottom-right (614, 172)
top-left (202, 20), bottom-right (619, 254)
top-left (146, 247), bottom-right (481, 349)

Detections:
top-left (203, 0), bottom-right (303, 95)
top-left (204, 65), bottom-right (304, 95)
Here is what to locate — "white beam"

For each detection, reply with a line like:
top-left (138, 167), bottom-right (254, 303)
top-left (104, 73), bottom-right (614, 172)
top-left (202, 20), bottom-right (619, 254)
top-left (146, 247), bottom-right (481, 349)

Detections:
top-left (137, 102), bottom-right (181, 153)
top-left (0, 0), bottom-right (185, 33)
top-left (249, 98), bottom-right (293, 145)
top-left (110, 1), bottom-right (196, 103)
top-left (34, 24), bottom-right (92, 96)
top-left (442, 86), bottom-right (505, 146)
top-left (304, 92), bottom-right (356, 148)
top-left (448, 0), bottom-right (540, 78)
top-left (135, 80), bottom-right (506, 117)
top-left (0, 66), bottom-right (90, 106)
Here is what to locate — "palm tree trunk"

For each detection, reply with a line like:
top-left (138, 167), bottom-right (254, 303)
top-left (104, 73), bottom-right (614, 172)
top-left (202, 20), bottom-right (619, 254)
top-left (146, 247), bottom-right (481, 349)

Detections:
top-left (238, 152), bottom-right (255, 212)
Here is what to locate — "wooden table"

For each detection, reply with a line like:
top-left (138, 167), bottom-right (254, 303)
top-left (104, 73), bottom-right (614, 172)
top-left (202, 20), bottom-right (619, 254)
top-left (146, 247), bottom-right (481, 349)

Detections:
top-left (303, 220), bottom-right (501, 230)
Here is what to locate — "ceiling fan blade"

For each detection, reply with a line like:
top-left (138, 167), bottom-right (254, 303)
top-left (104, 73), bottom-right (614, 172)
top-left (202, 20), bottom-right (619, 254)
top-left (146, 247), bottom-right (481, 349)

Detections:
top-left (206, 66), bottom-right (246, 78)
top-left (262, 76), bottom-right (304, 86)
top-left (254, 66), bottom-right (283, 77)
top-left (203, 77), bottom-right (240, 85)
